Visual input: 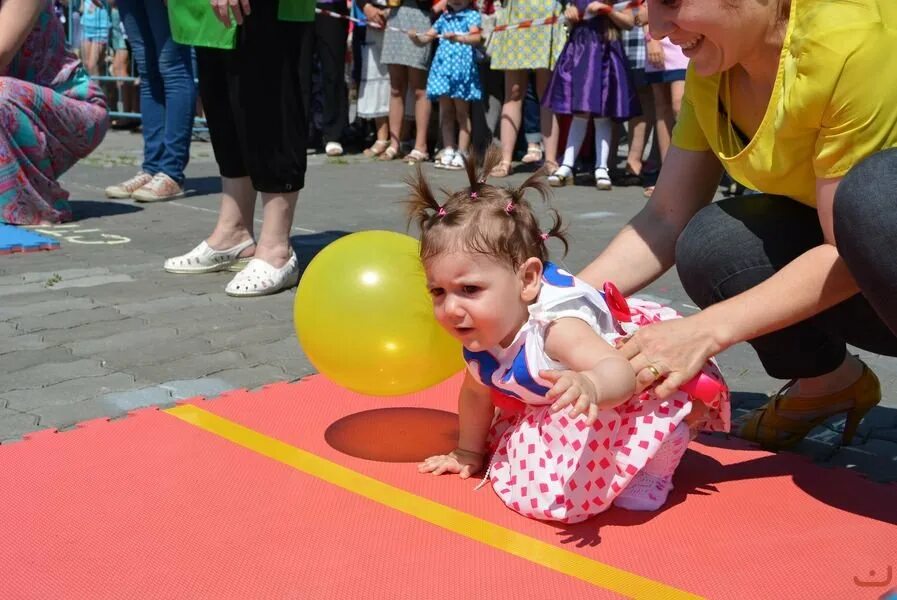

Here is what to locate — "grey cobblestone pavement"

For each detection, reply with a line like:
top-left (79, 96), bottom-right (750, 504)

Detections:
top-left (1, 131), bottom-right (895, 483)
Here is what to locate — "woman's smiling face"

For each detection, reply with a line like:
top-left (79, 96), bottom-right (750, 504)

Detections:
top-left (647, 0), bottom-right (777, 77)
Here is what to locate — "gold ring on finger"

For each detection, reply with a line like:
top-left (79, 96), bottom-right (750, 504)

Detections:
top-left (647, 364), bottom-right (661, 379)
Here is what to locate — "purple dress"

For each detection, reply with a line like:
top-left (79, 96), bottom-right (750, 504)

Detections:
top-left (0, 0), bottom-right (108, 225)
top-left (542, 1), bottom-right (640, 119)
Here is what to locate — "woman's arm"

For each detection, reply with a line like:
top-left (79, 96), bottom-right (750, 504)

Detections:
top-left (0, 0), bottom-right (43, 72)
top-left (578, 145), bottom-right (724, 295)
top-left (621, 176), bottom-right (861, 398)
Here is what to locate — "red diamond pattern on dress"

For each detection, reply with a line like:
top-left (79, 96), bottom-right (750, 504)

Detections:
top-left (478, 297), bottom-right (730, 525)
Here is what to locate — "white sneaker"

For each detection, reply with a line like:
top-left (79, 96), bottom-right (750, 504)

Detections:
top-left (225, 251), bottom-right (299, 297)
top-left (594, 167), bottom-right (612, 190)
top-left (164, 238), bottom-right (255, 274)
top-left (105, 172), bottom-right (153, 199)
top-left (435, 148), bottom-right (455, 169)
top-left (132, 172), bottom-right (185, 202)
top-left (444, 151), bottom-right (466, 171)
top-left (325, 142), bottom-right (344, 157)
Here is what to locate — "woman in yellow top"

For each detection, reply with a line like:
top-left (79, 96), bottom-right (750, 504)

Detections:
top-left (578, 0), bottom-right (897, 449)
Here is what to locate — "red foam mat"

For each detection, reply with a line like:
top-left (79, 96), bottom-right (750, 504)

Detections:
top-left (0, 376), bottom-right (894, 599)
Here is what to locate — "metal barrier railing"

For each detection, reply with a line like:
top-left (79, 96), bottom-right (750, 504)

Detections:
top-left (63, 6), bottom-right (208, 135)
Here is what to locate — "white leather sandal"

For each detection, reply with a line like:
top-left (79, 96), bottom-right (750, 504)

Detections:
top-left (224, 251), bottom-right (299, 297)
top-left (163, 238), bottom-right (255, 274)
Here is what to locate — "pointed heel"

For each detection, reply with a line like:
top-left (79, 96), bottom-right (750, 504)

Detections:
top-left (841, 405), bottom-right (872, 445)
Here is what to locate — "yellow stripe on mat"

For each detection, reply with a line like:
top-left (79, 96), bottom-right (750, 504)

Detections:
top-left (167, 404), bottom-right (701, 600)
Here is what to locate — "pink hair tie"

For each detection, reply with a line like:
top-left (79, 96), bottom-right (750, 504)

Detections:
top-left (470, 191), bottom-right (478, 200)
top-left (505, 201), bottom-right (515, 214)
top-left (437, 206), bottom-right (447, 217)
top-left (540, 232), bottom-right (549, 241)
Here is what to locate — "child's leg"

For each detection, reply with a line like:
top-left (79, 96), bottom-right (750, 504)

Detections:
top-left (592, 117), bottom-right (613, 171)
top-left (454, 99), bottom-right (471, 155)
top-left (614, 421), bottom-right (690, 512)
top-left (593, 117), bottom-right (613, 190)
top-left (561, 115), bottom-right (589, 168)
top-left (439, 97), bottom-right (457, 153)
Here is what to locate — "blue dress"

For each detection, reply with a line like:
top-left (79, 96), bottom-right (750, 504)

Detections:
top-left (425, 8), bottom-right (482, 101)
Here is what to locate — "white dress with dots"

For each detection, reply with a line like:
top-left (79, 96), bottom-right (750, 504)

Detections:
top-left (463, 263), bottom-right (730, 523)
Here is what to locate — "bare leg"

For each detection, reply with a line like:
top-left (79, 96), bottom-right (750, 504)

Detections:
top-left (499, 69), bottom-right (528, 165)
top-left (439, 97), bottom-right (457, 151)
top-left (626, 86), bottom-right (654, 174)
top-left (652, 82), bottom-right (675, 164)
top-left (670, 79), bottom-right (684, 119)
top-left (386, 64), bottom-right (409, 153)
top-left (375, 116), bottom-right (389, 142)
top-left (534, 68), bottom-right (559, 168)
top-left (454, 99), bottom-right (471, 155)
top-left (206, 176), bottom-right (257, 257)
top-left (409, 67), bottom-right (431, 154)
top-left (256, 191), bottom-right (300, 268)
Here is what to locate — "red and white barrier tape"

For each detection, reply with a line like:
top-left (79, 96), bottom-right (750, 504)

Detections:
top-left (316, 0), bottom-right (644, 40)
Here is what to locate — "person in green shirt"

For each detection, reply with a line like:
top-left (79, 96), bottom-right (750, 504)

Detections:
top-left (578, 0), bottom-right (897, 449)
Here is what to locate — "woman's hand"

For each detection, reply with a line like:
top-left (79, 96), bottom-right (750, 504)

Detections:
top-left (646, 38), bottom-right (664, 68)
top-left (564, 4), bottom-right (581, 24)
top-left (363, 3), bottom-right (387, 28)
top-left (210, 0), bottom-right (251, 27)
top-left (418, 449), bottom-right (483, 479)
top-left (619, 315), bottom-right (725, 399)
top-left (541, 369), bottom-right (602, 425)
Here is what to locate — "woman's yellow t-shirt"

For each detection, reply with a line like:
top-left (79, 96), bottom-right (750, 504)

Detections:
top-left (671, 0), bottom-right (897, 207)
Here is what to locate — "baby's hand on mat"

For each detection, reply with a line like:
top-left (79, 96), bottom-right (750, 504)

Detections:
top-left (542, 369), bottom-right (601, 425)
top-left (418, 449), bottom-right (483, 479)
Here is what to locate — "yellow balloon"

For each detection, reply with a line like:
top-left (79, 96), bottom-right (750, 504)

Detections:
top-left (294, 230), bottom-right (464, 396)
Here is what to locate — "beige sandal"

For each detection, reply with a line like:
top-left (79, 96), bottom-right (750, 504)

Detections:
top-left (378, 145), bottom-right (399, 161)
top-left (405, 148), bottom-right (429, 165)
top-left (364, 140), bottom-right (389, 158)
top-left (521, 143), bottom-right (543, 164)
top-left (490, 161), bottom-right (512, 178)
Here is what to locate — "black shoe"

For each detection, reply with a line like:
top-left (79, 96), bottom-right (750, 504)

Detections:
top-left (612, 166), bottom-right (643, 187)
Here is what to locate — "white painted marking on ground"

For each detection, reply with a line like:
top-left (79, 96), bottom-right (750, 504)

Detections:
top-left (167, 201), bottom-right (317, 234)
top-left (578, 211), bottom-right (617, 219)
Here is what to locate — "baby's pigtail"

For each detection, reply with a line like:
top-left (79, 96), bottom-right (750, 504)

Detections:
top-left (543, 208), bottom-right (570, 257)
top-left (403, 165), bottom-right (442, 231)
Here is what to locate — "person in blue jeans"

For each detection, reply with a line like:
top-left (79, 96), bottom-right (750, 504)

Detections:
top-left (105, 0), bottom-right (195, 202)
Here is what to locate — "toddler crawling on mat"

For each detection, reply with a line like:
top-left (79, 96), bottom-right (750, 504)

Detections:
top-left (406, 149), bottom-right (730, 523)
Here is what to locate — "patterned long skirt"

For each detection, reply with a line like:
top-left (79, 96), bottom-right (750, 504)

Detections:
top-left (0, 76), bottom-right (108, 225)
